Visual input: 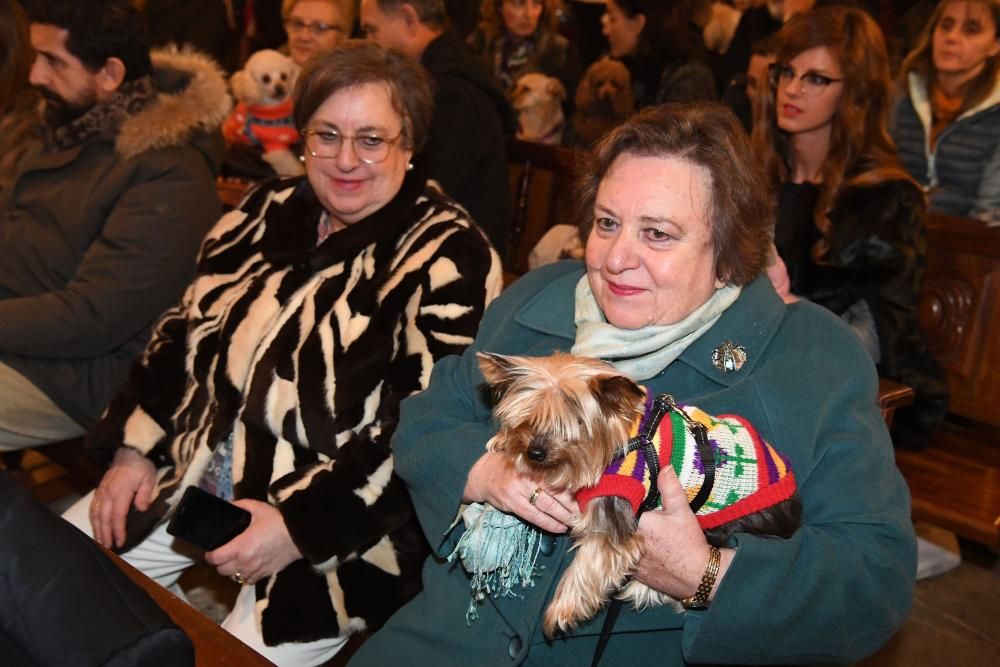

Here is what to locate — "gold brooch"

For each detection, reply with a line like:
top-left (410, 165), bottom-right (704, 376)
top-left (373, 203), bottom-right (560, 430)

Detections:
top-left (712, 341), bottom-right (747, 373)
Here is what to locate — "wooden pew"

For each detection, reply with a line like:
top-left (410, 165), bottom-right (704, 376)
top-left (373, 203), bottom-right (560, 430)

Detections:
top-left (100, 547), bottom-right (275, 667)
top-left (506, 138), bottom-right (585, 277)
top-left (896, 212), bottom-right (1000, 547)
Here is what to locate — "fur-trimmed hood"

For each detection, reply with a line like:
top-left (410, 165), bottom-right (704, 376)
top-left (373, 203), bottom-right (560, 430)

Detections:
top-left (116, 49), bottom-right (231, 161)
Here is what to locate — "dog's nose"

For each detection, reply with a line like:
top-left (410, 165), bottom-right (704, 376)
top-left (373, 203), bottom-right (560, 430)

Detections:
top-left (274, 84), bottom-right (286, 98)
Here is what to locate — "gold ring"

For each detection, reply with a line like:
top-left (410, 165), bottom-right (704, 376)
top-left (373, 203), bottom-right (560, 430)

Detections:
top-left (232, 571), bottom-right (245, 585)
top-left (528, 487), bottom-right (542, 506)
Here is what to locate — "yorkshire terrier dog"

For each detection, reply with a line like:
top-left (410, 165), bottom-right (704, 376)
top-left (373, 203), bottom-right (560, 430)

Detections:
top-left (477, 351), bottom-right (801, 637)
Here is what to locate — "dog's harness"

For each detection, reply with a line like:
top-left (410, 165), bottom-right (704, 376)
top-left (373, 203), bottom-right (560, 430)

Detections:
top-left (589, 392), bottom-right (715, 667)
top-left (586, 390), bottom-right (797, 666)
top-left (617, 392), bottom-right (716, 518)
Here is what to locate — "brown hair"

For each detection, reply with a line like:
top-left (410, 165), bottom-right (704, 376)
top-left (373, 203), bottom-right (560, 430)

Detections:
top-left (751, 6), bottom-right (911, 262)
top-left (374, 0), bottom-right (447, 28)
top-left (477, 0), bottom-right (561, 43)
top-left (0, 0), bottom-right (33, 107)
top-left (293, 40), bottom-right (434, 151)
top-left (281, 0), bottom-right (356, 28)
top-left (899, 0), bottom-right (1000, 114)
top-left (575, 103), bottom-right (774, 287)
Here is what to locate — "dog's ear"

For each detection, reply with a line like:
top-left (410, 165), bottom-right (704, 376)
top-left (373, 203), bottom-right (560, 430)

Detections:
top-left (575, 67), bottom-right (595, 108)
top-left (589, 374), bottom-right (644, 420)
top-left (230, 70), bottom-right (260, 105)
top-left (287, 60), bottom-right (301, 92)
top-left (509, 82), bottom-right (526, 104)
top-left (547, 78), bottom-right (567, 102)
top-left (477, 352), bottom-right (521, 396)
top-left (613, 73), bottom-right (636, 118)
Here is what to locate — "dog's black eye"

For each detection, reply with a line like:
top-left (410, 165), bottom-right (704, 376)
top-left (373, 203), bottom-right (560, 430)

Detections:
top-left (280, 73), bottom-right (288, 81)
top-left (262, 74), bottom-right (271, 84)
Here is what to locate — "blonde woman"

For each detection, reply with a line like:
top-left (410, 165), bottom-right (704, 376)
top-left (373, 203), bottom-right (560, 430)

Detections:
top-left (893, 0), bottom-right (1000, 220)
top-left (282, 0), bottom-right (354, 65)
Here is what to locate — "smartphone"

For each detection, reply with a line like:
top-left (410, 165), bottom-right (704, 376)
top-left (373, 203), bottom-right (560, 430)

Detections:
top-left (166, 486), bottom-right (251, 551)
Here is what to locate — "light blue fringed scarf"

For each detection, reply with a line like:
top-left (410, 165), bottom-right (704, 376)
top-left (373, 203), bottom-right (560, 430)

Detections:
top-left (450, 276), bottom-right (742, 623)
top-left (448, 502), bottom-right (543, 623)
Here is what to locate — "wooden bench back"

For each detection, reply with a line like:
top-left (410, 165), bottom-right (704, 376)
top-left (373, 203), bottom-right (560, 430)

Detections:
top-left (919, 213), bottom-right (1000, 428)
top-left (506, 139), bottom-right (585, 275)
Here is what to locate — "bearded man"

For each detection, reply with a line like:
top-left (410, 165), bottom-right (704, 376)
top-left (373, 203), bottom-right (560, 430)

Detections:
top-left (0, 0), bottom-right (230, 451)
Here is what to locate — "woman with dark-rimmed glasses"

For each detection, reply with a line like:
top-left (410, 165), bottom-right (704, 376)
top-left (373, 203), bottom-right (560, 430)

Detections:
top-left (64, 40), bottom-right (501, 666)
top-left (753, 6), bottom-right (947, 447)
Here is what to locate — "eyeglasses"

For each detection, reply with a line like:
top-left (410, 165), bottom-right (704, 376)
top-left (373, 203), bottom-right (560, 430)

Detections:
top-left (768, 63), bottom-right (843, 96)
top-left (285, 18), bottom-right (344, 37)
top-left (302, 128), bottom-right (404, 164)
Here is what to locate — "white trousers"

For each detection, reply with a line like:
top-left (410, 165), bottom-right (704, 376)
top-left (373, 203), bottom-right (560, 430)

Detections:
top-left (0, 362), bottom-right (85, 451)
top-left (62, 491), bottom-right (347, 666)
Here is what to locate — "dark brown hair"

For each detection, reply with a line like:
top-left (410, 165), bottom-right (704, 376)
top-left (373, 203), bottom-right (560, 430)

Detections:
top-left (374, 0), bottom-right (447, 28)
top-left (293, 40), bottom-right (434, 151)
top-left (899, 0), bottom-right (1000, 115)
top-left (751, 6), bottom-right (911, 262)
top-left (575, 102), bottom-right (774, 287)
top-left (0, 0), bottom-right (32, 108)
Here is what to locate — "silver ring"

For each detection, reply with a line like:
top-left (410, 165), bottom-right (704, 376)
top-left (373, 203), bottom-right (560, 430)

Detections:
top-left (528, 487), bottom-right (542, 506)
top-left (232, 571), bottom-right (245, 585)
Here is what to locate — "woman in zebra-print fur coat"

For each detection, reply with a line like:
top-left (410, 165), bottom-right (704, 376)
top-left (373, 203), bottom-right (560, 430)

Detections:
top-left (64, 42), bottom-right (503, 664)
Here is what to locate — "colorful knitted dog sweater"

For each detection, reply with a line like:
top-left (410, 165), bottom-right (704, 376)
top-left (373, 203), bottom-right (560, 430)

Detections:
top-left (222, 98), bottom-right (299, 154)
top-left (575, 390), bottom-right (797, 529)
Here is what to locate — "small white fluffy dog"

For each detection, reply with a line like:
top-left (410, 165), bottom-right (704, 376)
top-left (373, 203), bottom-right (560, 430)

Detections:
top-left (511, 73), bottom-right (566, 145)
top-left (231, 49), bottom-right (298, 106)
top-left (225, 49), bottom-right (303, 176)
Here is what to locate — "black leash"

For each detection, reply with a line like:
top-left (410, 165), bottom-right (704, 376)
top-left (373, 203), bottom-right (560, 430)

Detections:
top-left (590, 395), bottom-right (716, 667)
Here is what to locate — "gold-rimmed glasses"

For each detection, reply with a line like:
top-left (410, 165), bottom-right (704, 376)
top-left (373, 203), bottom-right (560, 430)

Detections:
top-left (302, 128), bottom-right (404, 164)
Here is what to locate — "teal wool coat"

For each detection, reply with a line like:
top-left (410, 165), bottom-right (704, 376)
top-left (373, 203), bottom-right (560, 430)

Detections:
top-left (352, 262), bottom-right (917, 666)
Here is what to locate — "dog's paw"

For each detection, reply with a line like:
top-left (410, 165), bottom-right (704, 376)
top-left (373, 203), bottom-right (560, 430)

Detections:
top-left (542, 598), bottom-right (581, 637)
top-left (619, 580), bottom-right (681, 612)
top-left (263, 149), bottom-right (304, 177)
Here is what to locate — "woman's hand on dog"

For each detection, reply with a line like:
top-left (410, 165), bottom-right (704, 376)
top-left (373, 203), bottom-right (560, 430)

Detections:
top-left (634, 467), bottom-right (735, 602)
top-left (464, 451), bottom-right (579, 534)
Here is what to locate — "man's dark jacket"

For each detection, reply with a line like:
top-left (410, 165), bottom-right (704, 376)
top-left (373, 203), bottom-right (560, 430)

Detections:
top-left (420, 30), bottom-right (515, 261)
top-left (0, 50), bottom-right (230, 426)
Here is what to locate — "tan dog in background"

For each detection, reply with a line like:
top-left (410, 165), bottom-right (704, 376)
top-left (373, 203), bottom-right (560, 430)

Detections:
top-left (573, 57), bottom-right (634, 146)
top-left (511, 73), bottom-right (566, 145)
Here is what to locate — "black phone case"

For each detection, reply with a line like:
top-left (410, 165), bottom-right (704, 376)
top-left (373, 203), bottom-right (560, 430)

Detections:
top-left (166, 486), bottom-right (251, 551)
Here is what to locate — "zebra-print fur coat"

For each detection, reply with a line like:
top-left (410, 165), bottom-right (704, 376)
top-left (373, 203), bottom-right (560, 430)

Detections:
top-left (87, 167), bottom-right (503, 645)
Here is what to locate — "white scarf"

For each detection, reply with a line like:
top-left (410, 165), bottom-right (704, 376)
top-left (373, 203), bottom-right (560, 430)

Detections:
top-left (571, 276), bottom-right (741, 381)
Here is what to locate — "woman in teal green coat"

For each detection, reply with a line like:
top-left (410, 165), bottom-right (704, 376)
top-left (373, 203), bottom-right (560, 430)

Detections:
top-left (351, 103), bottom-right (916, 666)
